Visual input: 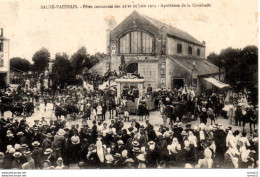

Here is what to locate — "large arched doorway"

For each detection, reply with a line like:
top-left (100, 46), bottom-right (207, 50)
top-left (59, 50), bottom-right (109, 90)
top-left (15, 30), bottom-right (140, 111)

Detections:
top-left (126, 63), bottom-right (138, 73)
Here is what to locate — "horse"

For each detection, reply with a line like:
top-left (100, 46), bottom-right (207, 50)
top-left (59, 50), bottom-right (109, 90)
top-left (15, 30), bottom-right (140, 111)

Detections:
top-left (55, 104), bottom-right (68, 119)
top-left (67, 104), bottom-right (79, 121)
top-left (173, 103), bottom-right (185, 123)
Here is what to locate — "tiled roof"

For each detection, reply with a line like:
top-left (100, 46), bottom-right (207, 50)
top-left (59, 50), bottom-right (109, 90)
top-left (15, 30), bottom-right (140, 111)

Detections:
top-left (112, 11), bottom-right (204, 46)
top-left (168, 56), bottom-right (219, 76)
top-left (141, 13), bottom-right (204, 46)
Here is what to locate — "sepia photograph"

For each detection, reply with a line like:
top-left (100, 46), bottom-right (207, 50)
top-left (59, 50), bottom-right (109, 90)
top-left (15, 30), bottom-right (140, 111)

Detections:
top-left (0, 0), bottom-right (258, 172)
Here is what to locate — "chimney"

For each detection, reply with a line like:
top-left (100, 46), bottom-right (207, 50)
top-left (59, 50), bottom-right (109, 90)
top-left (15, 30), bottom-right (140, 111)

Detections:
top-left (106, 29), bottom-right (111, 55)
top-left (0, 28), bottom-right (3, 37)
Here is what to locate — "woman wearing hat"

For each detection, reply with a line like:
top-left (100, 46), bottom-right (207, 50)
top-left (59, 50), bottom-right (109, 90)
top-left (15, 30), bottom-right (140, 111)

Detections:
top-left (56, 157), bottom-right (65, 169)
top-left (42, 160), bottom-right (50, 169)
top-left (196, 147), bottom-right (214, 168)
top-left (146, 141), bottom-right (158, 168)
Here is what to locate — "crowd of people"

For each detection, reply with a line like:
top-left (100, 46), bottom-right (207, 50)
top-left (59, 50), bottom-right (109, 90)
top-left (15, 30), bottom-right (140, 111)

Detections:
top-left (0, 77), bottom-right (258, 169)
top-left (0, 113), bottom-right (258, 169)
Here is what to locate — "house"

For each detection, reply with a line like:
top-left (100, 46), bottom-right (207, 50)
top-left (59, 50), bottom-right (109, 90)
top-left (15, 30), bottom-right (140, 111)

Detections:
top-left (0, 28), bottom-right (10, 86)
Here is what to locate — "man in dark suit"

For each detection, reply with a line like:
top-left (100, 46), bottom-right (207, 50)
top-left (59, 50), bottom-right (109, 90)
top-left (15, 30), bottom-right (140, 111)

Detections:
top-left (31, 141), bottom-right (43, 169)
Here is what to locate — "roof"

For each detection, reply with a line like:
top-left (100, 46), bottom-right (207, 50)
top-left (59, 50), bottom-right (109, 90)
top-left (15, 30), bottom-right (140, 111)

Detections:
top-left (141, 13), bottom-right (204, 46)
top-left (168, 56), bottom-right (219, 76)
top-left (111, 11), bottom-right (204, 47)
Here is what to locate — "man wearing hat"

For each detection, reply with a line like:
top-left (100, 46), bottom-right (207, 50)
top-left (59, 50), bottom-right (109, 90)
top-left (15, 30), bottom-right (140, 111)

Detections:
top-left (32, 127), bottom-right (43, 144)
top-left (42, 133), bottom-right (52, 152)
top-left (124, 158), bottom-right (135, 169)
top-left (17, 132), bottom-right (27, 145)
top-left (24, 151), bottom-right (35, 169)
top-left (31, 141), bottom-right (43, 169)
top-left (11, 152), bottom-right (23, 169)
top-left (44, 148), bottom-right (56, 167)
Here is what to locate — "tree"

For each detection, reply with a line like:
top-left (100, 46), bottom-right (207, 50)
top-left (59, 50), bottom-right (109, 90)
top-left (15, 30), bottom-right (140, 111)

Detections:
top-left (70, 47), bottom-right (101, 74)
top-left (207, 45), bottom-right (258, 104)
top-left (51, 53), bottom-right (75, 88)
top-left (70, 47), bottom-right (90, 74)
top-left (32, 48), bottom-right (50, 75)
top-left (10, 57), bottom-right (31, 72)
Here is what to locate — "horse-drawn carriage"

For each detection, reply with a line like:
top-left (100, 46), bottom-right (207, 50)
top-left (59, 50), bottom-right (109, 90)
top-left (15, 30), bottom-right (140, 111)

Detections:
top-left (54, 101), bottom-right (79, 120)
top-left (0, 96), bottom-right (34, 117)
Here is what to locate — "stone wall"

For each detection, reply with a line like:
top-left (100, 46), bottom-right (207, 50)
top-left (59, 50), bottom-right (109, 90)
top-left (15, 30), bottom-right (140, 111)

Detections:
top-left (165, 58), bottom-right (192, 89)
top-left (166, 36), bottom-right (205, 59)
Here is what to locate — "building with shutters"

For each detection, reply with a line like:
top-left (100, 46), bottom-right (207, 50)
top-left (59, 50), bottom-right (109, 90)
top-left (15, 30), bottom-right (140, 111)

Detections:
top-left (91, 11), bottom-right (224, 95)
top-left (0, 28), bottom-right (10, 85)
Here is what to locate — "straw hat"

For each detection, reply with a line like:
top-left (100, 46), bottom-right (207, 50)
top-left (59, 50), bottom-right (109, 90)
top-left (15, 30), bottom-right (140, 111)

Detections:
top-left (57, 129), bottom-right (66, 136)
top-left (13, 152), bottom-right (22, 158)
top-left (32, 141), bottom-right (40, 147)
top-left (132, 141), bottom-right (139, 147)
top-left (132, 147), bottom-right (141, 153)
top-left (20, 144), bottom-right (28, 149)
top-left (148, 141), bottom-right (155, 146)
top-left (46, 133), bottom-right (52, 138)
top-left (24, 151), bottom-right (32, 156)
top-left (113, 153), bottom-right (121, 158)
top-left (17, 132), bottom-right (24, 136)
top-left (125, 158), bottom-right (134, 163)
top-left (44, 148), bottom-right (53, 155)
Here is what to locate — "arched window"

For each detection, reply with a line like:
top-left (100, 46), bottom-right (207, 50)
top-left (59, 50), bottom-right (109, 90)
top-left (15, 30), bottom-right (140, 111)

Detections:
top-left (177, 44), bottom-right (182, 53)
top-left (197, 48), bottom-right (200, 56)
top-left (119, 31), bottom-right (153, 54)
top-left (188, 46), bottom-right (192, 55)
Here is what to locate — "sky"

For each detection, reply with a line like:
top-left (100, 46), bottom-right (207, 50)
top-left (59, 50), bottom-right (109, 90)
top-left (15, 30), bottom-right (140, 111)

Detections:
top-left (0, 0), bottom-right (258, 62)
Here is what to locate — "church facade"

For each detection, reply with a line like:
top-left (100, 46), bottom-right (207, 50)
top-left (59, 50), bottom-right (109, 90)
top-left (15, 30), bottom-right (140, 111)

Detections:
top-left (101, 11), bottom-right (222, 94)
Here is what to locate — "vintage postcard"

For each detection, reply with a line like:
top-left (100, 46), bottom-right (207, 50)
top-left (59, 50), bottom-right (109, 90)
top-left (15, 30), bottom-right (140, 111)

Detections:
top-left (0, 0), bottom-right (258, 173)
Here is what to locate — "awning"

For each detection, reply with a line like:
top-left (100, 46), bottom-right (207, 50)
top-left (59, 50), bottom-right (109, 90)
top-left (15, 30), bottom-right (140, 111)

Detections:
top-left (203, 77), bottom-right (230, 89)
